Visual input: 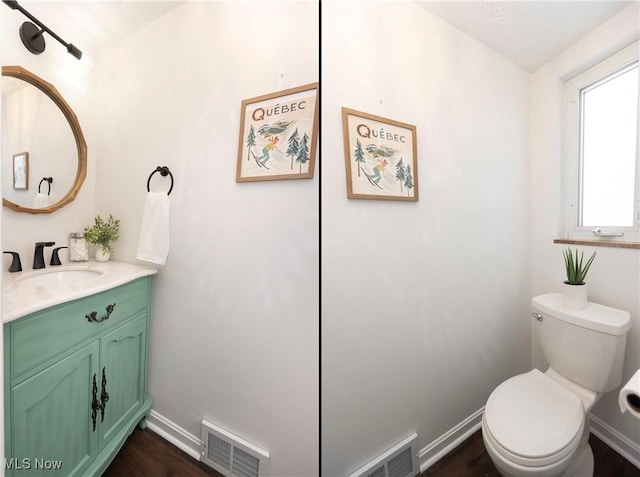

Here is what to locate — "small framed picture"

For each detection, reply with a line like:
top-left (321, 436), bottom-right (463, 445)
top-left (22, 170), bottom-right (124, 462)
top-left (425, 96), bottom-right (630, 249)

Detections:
top-left (236, 83), bottom-right (318, 182)
top-left (342, 108), bottom-right (418, 201)
top-left (13, 152), bottom-right (29, 190)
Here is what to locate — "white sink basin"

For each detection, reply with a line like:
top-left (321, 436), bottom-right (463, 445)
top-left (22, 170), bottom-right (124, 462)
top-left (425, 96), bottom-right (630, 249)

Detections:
top-left (3, 261), bottom-right (157, 324)
top-left (16, 267), bottom-right (104, 286)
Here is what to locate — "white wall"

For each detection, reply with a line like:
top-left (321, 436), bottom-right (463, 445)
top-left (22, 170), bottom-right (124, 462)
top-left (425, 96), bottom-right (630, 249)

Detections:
top-left (321, 2), bottom-right (531, 476)
top-left (1, 7), bottom-right (96, 267)
top-left (93, 3), bottom-right (318, 476)
top-left (531, 2), bottom-right (640, 456)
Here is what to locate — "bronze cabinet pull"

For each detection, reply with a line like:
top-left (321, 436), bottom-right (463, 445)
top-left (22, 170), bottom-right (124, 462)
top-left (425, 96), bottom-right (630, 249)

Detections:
top-left (91, 368), bottom-right (110, 430)
top-left (85, 303), bottom-right (116, 323)
top-left (91, 373), bottom-right (99, 431)
top-left (100, 367), bottom-right (109, 422)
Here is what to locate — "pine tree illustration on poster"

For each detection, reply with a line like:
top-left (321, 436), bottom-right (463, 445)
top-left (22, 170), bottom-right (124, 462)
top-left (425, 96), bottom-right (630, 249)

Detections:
top-left (354, 139), bottom-right (366, 177)
top-left (246, 125), bottom-right (256, 162)
top-left (296, 133), bottom-right (311, 173)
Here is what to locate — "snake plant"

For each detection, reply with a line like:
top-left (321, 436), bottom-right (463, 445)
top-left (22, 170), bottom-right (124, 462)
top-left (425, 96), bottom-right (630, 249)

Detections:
top-left (563, 247), bottom-right (596, 285)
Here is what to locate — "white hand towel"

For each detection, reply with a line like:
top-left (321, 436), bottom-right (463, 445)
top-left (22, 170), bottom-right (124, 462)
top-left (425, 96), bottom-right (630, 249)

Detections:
top-left (136, 192), bottom-right (170, 265)
top-left (32, 193), bottom-right (49, 208)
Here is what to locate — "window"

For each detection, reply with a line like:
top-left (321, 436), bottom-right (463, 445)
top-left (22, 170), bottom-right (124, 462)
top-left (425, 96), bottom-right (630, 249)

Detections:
top-left (564, 41), bottom-right (639, 243)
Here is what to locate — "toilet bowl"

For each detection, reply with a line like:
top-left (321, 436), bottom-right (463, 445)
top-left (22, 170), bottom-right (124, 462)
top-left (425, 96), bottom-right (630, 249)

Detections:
top-left (482, 294), bottom-right (631, 477)
top-left (482, 369), bottom-right (587, 477)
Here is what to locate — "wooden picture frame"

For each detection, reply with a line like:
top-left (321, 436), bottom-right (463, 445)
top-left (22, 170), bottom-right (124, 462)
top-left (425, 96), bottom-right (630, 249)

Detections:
top-left (342, 108), bottom-right (418, 201)
top-left (236, 83), bottom-right (318, 182)
top-left (13, 152), bottom-right (29, 190)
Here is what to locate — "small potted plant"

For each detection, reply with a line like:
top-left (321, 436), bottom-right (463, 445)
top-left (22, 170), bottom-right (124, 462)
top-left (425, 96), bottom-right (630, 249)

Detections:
top-left (84, 214), bottom-right (120, 262)
top-left (562, 247), bottom-right (596, 309)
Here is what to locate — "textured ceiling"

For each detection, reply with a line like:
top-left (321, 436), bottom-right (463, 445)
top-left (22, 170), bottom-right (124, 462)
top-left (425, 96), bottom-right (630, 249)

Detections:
top-left (417, 1), bottom-right (635, 72)
top-left (3, 1), bottom-right (636, 71)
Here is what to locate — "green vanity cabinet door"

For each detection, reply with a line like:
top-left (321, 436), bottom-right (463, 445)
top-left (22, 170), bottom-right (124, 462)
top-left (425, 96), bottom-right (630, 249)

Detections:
top-left (9, 341), bottom-right (100, 477)
top-left (97, 314), bottom-right (147, 450)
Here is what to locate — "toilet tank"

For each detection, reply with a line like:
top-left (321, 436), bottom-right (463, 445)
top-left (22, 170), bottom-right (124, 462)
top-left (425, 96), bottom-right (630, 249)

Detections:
top-left (531, 293), bottom-right (631, 393)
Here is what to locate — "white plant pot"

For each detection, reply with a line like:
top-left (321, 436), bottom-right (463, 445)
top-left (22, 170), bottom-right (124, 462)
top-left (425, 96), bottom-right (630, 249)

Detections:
top-left (95, 246), bottom-right (111, 262)
top-left (562, 282), bottom-right (588, 309)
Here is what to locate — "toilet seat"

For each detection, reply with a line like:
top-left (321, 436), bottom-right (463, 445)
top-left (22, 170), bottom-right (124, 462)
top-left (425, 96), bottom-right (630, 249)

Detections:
top-left (484, 369), bottom-right (585, 467)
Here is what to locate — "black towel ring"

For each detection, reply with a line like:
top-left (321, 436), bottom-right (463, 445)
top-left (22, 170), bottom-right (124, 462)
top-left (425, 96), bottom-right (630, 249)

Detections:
top-left (38, 177), bottom-right (53, 196)
top-left (147, 166), bottom-right (173, 195)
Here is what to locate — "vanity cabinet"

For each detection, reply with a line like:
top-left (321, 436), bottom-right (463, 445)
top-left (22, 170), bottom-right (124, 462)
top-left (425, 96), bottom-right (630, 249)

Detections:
top-left (4, 277), bottom-right (152, 476)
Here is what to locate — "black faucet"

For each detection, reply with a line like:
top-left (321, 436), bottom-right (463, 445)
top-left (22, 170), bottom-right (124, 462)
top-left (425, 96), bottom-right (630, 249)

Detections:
top-left (3, 251), bottom-right (22, 272)
top-left (33, 242), bottom-right (55, 269)
top-left (50, 246), bottom-right (68, 266)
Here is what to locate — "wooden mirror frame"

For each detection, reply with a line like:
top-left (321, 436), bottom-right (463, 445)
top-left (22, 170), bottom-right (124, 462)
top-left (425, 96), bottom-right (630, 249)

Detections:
top-left (2, 65), bottom-right (87, 214)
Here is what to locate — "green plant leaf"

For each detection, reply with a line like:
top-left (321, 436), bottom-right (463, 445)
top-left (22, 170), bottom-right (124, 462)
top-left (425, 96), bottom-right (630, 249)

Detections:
top-left (562, 247), bottom-right (596, 285)
top-left (83, 214), bottom-right (120, 254)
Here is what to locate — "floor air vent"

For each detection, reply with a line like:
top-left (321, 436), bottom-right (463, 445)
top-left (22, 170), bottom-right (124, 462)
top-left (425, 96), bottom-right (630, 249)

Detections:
top-left (347, 433), bottom-right (418, 477)
top-left (201, 419), bottom-right (269, 477)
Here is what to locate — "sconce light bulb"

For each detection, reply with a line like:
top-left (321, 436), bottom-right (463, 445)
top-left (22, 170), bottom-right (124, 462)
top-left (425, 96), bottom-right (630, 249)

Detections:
top-left (67, 43), bottom-right (82, 60)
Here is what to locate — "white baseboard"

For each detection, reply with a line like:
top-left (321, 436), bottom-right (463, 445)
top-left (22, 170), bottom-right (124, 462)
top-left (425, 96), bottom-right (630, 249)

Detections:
top-left (146, 409), bottom-right (202, 461)
top-left (588, 413), bottom-right (640, 470)
top-left (417, 407), bottom-right (484, 473)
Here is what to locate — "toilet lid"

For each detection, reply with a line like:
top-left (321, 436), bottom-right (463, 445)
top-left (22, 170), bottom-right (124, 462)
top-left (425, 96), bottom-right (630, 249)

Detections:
top-left (485, 369), bottom-right (584, 462)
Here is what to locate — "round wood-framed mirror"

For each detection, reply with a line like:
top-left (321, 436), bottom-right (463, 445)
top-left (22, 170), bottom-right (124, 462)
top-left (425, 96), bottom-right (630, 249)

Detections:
top-left (2, 65), bottom-right (87, 214)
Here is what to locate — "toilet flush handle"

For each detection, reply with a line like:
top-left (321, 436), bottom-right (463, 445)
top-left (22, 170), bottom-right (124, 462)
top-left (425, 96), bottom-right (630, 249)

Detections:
top-left (531, 312), bottom-right (543, 322)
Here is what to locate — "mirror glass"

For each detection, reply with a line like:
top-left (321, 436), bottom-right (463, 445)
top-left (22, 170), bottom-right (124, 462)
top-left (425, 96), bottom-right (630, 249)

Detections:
top-left (1, 66), bottom-right (86, 214)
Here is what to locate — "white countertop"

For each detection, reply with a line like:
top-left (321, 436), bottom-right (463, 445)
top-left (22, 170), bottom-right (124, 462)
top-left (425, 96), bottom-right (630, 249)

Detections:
top-left (2, 261), bottom-right (157, 323)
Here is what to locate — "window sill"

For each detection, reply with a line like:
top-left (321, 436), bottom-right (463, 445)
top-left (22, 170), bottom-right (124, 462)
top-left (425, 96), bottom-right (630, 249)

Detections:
top-left (554, 238), bottom-right (640, 250)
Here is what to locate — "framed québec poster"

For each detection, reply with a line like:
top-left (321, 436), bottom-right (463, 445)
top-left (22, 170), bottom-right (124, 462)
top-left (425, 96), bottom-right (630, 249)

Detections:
top-left (342, 107), bottom-right (418, 201)
top-left (236, 83), bottom-right (318, 182)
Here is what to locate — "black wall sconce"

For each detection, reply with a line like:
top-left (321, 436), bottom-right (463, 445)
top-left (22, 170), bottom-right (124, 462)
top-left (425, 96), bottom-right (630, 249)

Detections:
top-left (2, 0), bottom-right (82, 60)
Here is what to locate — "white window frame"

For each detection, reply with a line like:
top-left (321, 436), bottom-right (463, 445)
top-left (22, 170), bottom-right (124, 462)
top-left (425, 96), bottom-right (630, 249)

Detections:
top-left (564, 41), bottom-right (640, 243)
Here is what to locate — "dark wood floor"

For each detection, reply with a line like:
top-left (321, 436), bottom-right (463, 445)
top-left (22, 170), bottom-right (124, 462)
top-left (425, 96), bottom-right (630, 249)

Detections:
top-left (421, 430), bottom-right (640, 477)
top-left (103, 428), bottom-right (222, 477)
top-left (105, 427), bottom-right (639, 477)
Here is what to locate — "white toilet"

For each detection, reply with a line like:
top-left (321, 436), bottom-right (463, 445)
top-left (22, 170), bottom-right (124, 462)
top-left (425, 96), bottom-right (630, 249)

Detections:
top-left (482, 293), bottom-right (631, 477)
